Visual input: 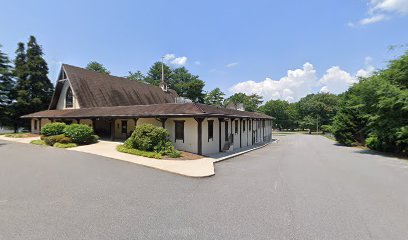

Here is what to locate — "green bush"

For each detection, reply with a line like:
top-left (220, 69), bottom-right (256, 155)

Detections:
top-left (160, 141), bottom-right (182, 158)
top-left (30, 139), bottom-right (47, 146)
top-left (43, 134), bottom-right (66, 146)
top-left (124, 124), bottom-right (169, 152)
top-left (365, 134), bottom-right (382, 151)
top-left (41, 123), bottom-right (66, 136)
top-left (63, 124), bottom-right (95, 144)
top-left (117, 144), bottom-right (162, 159)
top-left (320, 125), bottom-right (333, 134)
top-left (53, 142), bottom-right (78, 148)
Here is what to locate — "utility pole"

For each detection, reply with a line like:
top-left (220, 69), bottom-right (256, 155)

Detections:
top-left (161, 56), bottom-right (164, 83)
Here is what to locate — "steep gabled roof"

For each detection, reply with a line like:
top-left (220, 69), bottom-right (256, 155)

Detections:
top-left (22, 103), bottom-right (273, 119)
top-left (49, 64), bottom-right (178, 109)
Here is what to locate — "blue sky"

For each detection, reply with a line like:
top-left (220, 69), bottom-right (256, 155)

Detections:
top-left (2, 0), bottom-right (408, 102)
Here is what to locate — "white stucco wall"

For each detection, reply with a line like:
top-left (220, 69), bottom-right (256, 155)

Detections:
top-left (31, 118), bottom-right (51, 134)
top-left (56, 80), bottom-right (79, 110)
top-left (202, 118), bottom-right (220, 155)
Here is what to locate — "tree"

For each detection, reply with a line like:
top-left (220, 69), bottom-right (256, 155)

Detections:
top-left (225, 93), bottom-right (263, 112)
top-left (296, 93), bottom-right (339, 126)
top-left (144, 63), bottom-right (205, 103)
top-left (0, 45), bottom-right (14, 127)
top-left (12, 36), bottom-right (54, 131)
top-left (204, 88), bottom-right (225, 106)
top-left (126, 70), bottom-right (145, 82)
top-left (332, 51), bottom-right (408, 154)
top-left (172, 67), bottom-right (205, 103)
top-left (259, 100), bottom-right (297, 130)
top-left (86, 61), bottom-right (110, 74)
top-left (299, 115), bottom-right (317, 133)
top-left (144, 62), bottom-right (172, 86)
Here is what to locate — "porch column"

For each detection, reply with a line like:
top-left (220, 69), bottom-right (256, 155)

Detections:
top-left (38, 118), bottom-right (42, 132)
top-left (91, 118), bottom-right (96, 133)
top-left (109, 119), bottom-right (115, 141)
top-left (194, 118), bottom-right (204, 155)
top-left (76, 118), bottom-right (81, 124)
top-left (263, 119), bottom-right (265, 142)
top-left (218, 118), bottom-right (224, 152)
top-left (49, 118), bottom-right (54, 123)
top-left (239, 118), bottom-right (242, 148)
top-left (230, 118), bottom-right (235, 143)
top-left (247, 119), bottom-right (249, 146)
top-left (133, 118), bottom-right (138, 127)
top-left (252, 119), bottom-right (254, 145)
top-left (159, 118), bottom-right (167, 128)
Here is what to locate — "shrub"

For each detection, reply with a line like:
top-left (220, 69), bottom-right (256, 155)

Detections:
top-left (124, 124), bottom-right (169, 152)
top-left (365, 134), bottom-right (383, 151)
top-left (43, 134), bottom-right (66, 146)
top-left (320, 125), bottom-right (333, 134)
top-left (117, 144), bottom-right (162, 159)
top-left (160, 141), bottom-right (182, 158)
top-left (53, 142), bottom-right (78, 148)
top-left (30, 139), bottom-right (46, 146)
top-left (41, 123), bottom-right (66, 136)
top-left (63, 124), bottom-right (95, 144)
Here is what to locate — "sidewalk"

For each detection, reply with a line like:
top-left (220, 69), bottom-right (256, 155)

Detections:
top-left (1, 136), bottom-right (274, 177)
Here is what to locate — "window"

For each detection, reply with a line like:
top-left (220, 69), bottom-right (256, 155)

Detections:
top-left (243, 120), bottom-right (246, 132)
top-left (235, 120), bottom-right (238, 134)
top-left (121, 120), bottom-right (128, 134)
top-left (208, 120), bottom-right (214, 141)
top-left (175, 121), bottom-right (184, 142)
top-left (66, 87), bottom-right (73, 108)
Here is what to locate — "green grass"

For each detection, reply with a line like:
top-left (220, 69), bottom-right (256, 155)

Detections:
top-left (30, 139), bottom-right (47, 146)
top-left (4, 133), bottom-right (32, 138)
top-left (53, 142), bottom-right (78, 148)
top-left (117, 144), bottom-right (162, 159)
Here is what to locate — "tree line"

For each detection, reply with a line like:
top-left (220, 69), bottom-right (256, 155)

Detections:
top-left (0, 36), bottom-right (53, 131)
top-left (258, 51), bottom-right (408, 155)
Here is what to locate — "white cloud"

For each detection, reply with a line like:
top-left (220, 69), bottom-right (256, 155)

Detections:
top-left (163, 53), bottom-right (188, 66)
top-left (229, 58), bottom-right (375, 102)
top-left (226, 62), bottom-right (239, 68)
top-left (351, 0), bottom-right (408, 26)
top-left (359, 14), bottom-right (386, 25)
top-left (369, 0), bottom-right (408, 14)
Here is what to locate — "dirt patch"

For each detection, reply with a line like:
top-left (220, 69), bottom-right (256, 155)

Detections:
top-left (163, 151), bottom-right (204, 160)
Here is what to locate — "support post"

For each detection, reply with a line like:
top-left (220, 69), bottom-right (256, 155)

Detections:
top-left (239, 118), bottom-right (242, 148)
top-left (194, 118), bottom-right (204, 155)
top-left (38, 118), bottom-right (42, 132)
top-left (159, 118), bottom-right (167, 128)
top-left (230, 118), bottom-right (235, 143)
top-left (218, 118), bottom-right (224, 152)
top-left (49, 118), bottom-right (54, 123)
top-left (91, 118), bottom-right (96, 133)
top-left (110, 119), bottom-right (115, 141)
top-left (247, 119), bottom-right (249, 146)
top-left (76, 118), bottom-right (80, 124)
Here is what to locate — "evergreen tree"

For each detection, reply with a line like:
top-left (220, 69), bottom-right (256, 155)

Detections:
top-left (225, 93), bottom-right (263, 112)
top-left (12, 36), bottom-right (54, 130)
top-left (144, 62), bottom-right (172, 86)
top-left (204, 88), bottom-right (225, 106)
top-left (126, 70), bottom-right (145, 82)
top-left (0, 45), bottom-right (14, 127)
top-left (86, 61), bottom-right (110, 74)
top-left (172, 67), bottom-right (205, 103)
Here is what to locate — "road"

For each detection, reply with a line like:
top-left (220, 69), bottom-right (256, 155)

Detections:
top-left (1, 134), bottom-right (408, 239)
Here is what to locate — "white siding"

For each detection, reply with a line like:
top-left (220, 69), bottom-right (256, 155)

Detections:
top-left (56, 80), bottom-right (79, 110)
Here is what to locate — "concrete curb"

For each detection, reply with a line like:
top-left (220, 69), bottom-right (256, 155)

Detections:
top-left (212, 139), bottom-right (278, 163)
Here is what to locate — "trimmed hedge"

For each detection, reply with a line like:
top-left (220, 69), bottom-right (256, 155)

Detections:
top-left (63, 124), bottom-right (95, 144)
top-left (43, 134), bottom-right (66, 146)
top-left (53, 142), bottom-right (78, 148)
top-left (41, 123), bottom-right (66, 136)
top-left (30, 139), bottom-right (47, 146)
top-left (124, 124), bottom-right (169, 151)
top-left (117, 144), bottom-right (162, 159)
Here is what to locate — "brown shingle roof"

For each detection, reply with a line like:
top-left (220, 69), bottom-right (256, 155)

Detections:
top-left (49, 64), bottom-right (178, 109)
top-left (22, 103), bottom-right (273, 119)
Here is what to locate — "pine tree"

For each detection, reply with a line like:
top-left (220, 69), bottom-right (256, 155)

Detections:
top-left (0, 45), bottom-right (14, 127)
top-left (12, 36), bottom-right (54, 130)
top-left (86, 61), bottom-right (110, 74)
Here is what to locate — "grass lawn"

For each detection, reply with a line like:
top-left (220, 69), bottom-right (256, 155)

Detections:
top-left (4, 133), bottom-right (39, 138)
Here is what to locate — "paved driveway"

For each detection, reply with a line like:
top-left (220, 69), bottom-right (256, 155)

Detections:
top-left (1, 134), bottom-right (408, 239)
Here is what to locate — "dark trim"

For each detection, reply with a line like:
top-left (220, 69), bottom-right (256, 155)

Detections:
top-left (92, 118), bottom-right (96, 133)
top-left (194, 118), bottom-right (204, 155)
top-left (158, 118), bottom-right (167, 128)
top-left (174, 120), bottom-right (185, 142)
top-left (38, 118), bottom-right (42, 132)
